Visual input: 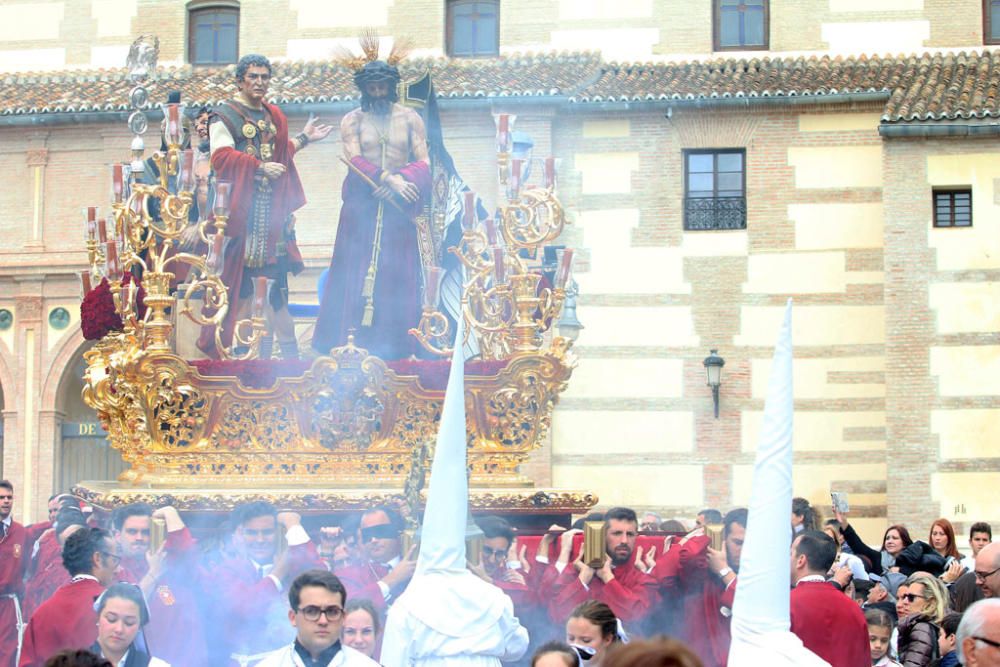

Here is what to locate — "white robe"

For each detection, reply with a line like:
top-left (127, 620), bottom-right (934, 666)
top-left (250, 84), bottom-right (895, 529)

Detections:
top-left (379, 570), bottom-right (529, 666)
top-left (253, 643), bottom-right (380, 667)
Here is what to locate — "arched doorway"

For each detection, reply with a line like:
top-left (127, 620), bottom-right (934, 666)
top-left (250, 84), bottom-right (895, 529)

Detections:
top-left (54, 344), bottom-right (126, 494)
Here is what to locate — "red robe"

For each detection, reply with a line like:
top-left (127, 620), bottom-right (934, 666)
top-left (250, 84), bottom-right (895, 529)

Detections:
top-left (198, 101), bottom-right (306, 357)
top-left (0, 521), bottom-right (28, 667)
top-left (676, 536), bottom-right (737, 667)
top-left (545, 552), bottom-right (660, 625)
top-left (115, 528), bottom-right (208, 667)
top-left (335, 560), bottom-right (399, 619)
top-left (312, 156), bottom-right (431, 360)
top-left (790, 580), bottom-right (870, 667)
top-left (18, 577), bottom-right (103, 667)
top-left (206, 541), bottom-right (323, 659)
top-left (21, 532), bottom-right (66, 621)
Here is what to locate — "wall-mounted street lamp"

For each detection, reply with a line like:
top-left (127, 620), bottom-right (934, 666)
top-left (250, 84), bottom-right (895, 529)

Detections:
top-left (703, 349), bottom-right (725, 419)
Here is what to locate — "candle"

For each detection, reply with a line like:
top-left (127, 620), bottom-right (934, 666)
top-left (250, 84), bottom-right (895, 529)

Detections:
top-left (544, 156), bottom-right (556, 189)
top-left (498, 114), bottom-right (509, 135)
top-left (510, 159), bottom-right (523, 194)
top-left (97, 218), bottom-right (108, 244)
top-left (87, 207), bottom-right (97, 223)
top-left (253, 276), bottom-right (268, 317)
top-left (112, 164), bottom-right (124, 202)
top-left (86, 218), bottom-right (97, 242)
top-left (78, 270), bottom-right (92, 296)
top-left (462, 191), bottom-right (476, 231)
top-left (555, 248), bottom-right (575, 290)
top-left (179, 149), bottom-right (194, 191)
top-left (213, 181), bottom-right (231, 217)
top-left (496, 114), bottom-right (510, 152)
top-left (208, 234), bottom-right (225, 273)
top-left (484, 217), bottom-right (498, 246)
top-left (167, 104), bottom-right (180, 145)
top-left (105, 241), bottom-right (120, 280)
top-left (492, 246), bottom-right (507, 285)
top-left (424, 267), bottom-right (442, 308)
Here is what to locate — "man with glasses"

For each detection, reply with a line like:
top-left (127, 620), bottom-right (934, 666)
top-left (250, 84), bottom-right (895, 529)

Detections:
top-left (975, 542), bottom-right (1000, 598)
top-left (337, 507), bottom-right (416, 615)
top-left (957, 598), bottom-right (1000, 666)
top-left (257, 570), bottom-right (378, 666)
top-left (19, 527), bottom-right (118, 667)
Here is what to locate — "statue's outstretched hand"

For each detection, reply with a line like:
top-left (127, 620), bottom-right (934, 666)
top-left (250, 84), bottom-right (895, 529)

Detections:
top-left (302, 115), bottom-right (333, 143)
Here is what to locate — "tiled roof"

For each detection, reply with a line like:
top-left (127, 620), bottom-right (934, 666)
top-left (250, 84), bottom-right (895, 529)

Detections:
top-left (1, 49), bottom-right (998, 123)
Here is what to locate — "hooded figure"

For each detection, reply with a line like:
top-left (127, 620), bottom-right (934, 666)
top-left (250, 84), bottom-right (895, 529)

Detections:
top-left (379, 315), bottom-right (529, 665)
top-left (728, 301), bottom-right (830, 667)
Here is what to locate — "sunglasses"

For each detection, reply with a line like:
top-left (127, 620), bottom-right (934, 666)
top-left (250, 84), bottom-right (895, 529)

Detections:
top-left (361, 524), bottom-right (399, 542)
top-left (902, 593), bottom-right (927, 603)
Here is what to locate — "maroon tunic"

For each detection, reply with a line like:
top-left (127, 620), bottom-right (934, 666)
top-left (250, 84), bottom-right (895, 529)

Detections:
top-left (198, 101), bottom-right (306, 357)
top-left (115, 528), bottom-right (208, 667)
top-left (18, 577), bottom-right (103, 667)
top-left (545, 556), bottom-right (660, 625)
top-left (0, 521), bottom-right (28, 667)
top-left (312, 157), bottom-right (430, 360)
top-left (790, 580), bottom-right (870, 667)
top-left (676, 535), bottom-right (738, 667)
top-left (21, 531), bottom-right (66, 622)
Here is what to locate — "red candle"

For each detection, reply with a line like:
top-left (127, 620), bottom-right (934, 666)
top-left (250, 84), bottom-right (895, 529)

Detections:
top-left (112, 164), bottom-right (123, 202)
top-left (510, 159), bottom-right (523, 194)
top-left (555, 248), bottom-right (575, 289)
top-left (214, 181), bottom-right (231, 217)
top-left (86, 218), bottom-right (97, 242)
top-left (253, 276), bottom-right (268, 317)
top-left (493, 246), bottom-right (507, 285)
top-left (462, 190), bottom-right (476, 231)
top-left (79, 270), bottom-right (92, 296)
top-left (179, 149), bottom-right (194, 191)
top-left (424, 267), bottom-right (442, 308)
top-left (167, 103), bottom-right (180, 144)
top-left (105, 241), bottom-right (120, 279)
top-left (87, 207), bottom-right (97, 223)
top-left (544, 157), bottom-right (556, 189)
top-left (208, 234), bottom-right (225, 273)
top-left (484, 217), bottom-right (498, 246)
top-left (498, 114), bottom-right (509, 134)
top-left (496, 114), bottom-right (510, 152)
top-left (97, 218), bottom-right (108, 244)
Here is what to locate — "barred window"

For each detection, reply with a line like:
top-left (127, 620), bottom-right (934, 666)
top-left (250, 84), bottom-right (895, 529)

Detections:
top-left (447, 0), bottom-right (500, 57)
top-left (684, 149), bottom-right (747, 231)
top-left (933, 189), bottom-right (972, 228)
top-left (189, 4), bottom-right (239, 66)
top-left (715, 0), bottom-right (768, 51)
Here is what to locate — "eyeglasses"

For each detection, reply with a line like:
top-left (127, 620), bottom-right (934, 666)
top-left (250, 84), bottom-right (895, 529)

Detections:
top-left (101, 551), bottom-right (122, 567)
top-left (297, 605), bottom-right (344, 622)
top-left (975, 566), bottom-right (1000, 581)
top-left (482, 546), bottom-right (507, 559)
top-left (902, 593), bottom-right (927, 603)
top-left (974, 636), bottom-right (1000, 649)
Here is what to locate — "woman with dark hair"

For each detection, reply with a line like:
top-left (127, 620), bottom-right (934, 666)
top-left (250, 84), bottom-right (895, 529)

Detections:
top-left (566, 601), bottom-right (623, 666)
top-left (792, 498), bottom-right (820, 535)
top-left (343, 598), bottom-right (382, 661)
top-left (531, 641), bottom-right (581, 667)
top-left (44, 650), bottom-right (112, 667)
top-left (835, 507), bottom-right (913, 575)
top-left (91, 583), bottom-right (169, 666)
top-left (603, 639), bottom-right (704, 667)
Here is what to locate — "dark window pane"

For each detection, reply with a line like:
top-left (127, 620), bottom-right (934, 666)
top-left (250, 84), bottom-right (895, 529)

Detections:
top-left (720, 9), bottom-right (741, 47)
top-left (688, 173), bottom-right (714, 194)
top-left (688, 153), bottom-right (714, 173)
top-left (721, 0), bottom-right (740, 5)
top-left (717, 172), bottom-right (743, 193)
top-left (743, 7), bottom-right (766, 46)
top-left (449, 0), bottom-right (498, 56)
top-left (993, 1), bottom-right (1000, 40)
top-left (717, 153), bottom-right (743, 172)
top-left (191, 9), bottom-right (238, 64)
top-left (194, 24), bottom-right (214, 63)
top-left (452, 18), bottom-right (475, 54)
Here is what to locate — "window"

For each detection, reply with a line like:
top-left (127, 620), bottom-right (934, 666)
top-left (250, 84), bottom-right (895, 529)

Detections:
top-left (933, 189), bottom-right (972, 227)
top-left (714, 0), bottom-right (768, 51)
top-left (446, 0), bottom-right (499, 57)
top-left (986, 0), bottom-right (1000, 44)
top-left (684, 149), bottom-right (747, 231)
top-left (189, 4), bottom-right (239, 65)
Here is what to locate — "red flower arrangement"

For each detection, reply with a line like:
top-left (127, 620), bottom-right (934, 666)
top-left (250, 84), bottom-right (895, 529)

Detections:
top-left (79, 274), bottom-right (148, 341)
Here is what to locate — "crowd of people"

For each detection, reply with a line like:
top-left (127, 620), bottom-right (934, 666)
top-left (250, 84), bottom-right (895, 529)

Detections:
top-left (0, 481), bottom-right (998, 666)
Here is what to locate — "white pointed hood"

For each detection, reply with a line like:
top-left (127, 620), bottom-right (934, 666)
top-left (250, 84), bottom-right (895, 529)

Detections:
top-left (728, 301), bottom-right (830, 667)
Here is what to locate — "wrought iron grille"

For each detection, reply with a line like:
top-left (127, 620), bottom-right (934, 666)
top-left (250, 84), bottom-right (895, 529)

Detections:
top-left (684, 196), bottom-right (747, 230)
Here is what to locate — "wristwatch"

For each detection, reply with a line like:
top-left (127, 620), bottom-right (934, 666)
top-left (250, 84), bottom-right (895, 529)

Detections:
top-left (717, 567), bottom-right (733, 578)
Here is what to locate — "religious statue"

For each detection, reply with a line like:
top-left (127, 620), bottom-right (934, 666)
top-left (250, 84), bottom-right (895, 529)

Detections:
top-left (199, 53), bottom-right (332, 359)
top-left (311, 38), bottom-right (431, 360)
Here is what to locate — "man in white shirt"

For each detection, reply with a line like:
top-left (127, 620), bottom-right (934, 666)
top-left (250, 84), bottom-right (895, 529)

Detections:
top-left (255, 570), bottom-right (378, 667)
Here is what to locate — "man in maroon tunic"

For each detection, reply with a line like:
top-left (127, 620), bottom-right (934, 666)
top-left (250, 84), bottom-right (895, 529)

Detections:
top-left (18, 527), bottom-right (118, 667)
top-left (312, 59), bottom-right (431, 360)
top-left (335, 507), bottom-right (416, 618)
top-left (199, 53), bottom-right (331, 359)
top-left (789, 530), bottom-right (869, 667)
top-left (545, 507), bottom-right (660, 626)
top-left (111, 504), bottom-right (208, 667)
top-left (0, 481), bottom-right (28, 667)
